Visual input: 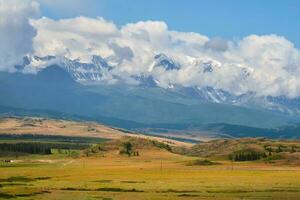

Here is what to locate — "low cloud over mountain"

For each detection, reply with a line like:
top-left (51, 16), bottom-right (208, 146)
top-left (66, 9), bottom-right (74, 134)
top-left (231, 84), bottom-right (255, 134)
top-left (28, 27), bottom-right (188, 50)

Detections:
top-left (1, 0), bottom-right (300, 98)
top-left (0, 0), bottom-right (39, 72)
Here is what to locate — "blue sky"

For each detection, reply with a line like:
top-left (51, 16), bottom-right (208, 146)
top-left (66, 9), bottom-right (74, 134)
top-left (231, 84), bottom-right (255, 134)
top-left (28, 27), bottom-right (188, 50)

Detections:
top-left (40, 0), bottom-right (300, 47)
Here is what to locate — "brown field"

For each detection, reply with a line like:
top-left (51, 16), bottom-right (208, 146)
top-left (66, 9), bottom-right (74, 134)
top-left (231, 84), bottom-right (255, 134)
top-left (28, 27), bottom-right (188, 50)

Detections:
top-left (0, 117), bottom-right (191, 146)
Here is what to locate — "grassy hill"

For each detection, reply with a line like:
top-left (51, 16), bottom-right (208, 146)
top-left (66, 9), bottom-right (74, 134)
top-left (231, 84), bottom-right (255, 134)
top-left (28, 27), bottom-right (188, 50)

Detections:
top-left (172, 137), bottom-right (300, 165)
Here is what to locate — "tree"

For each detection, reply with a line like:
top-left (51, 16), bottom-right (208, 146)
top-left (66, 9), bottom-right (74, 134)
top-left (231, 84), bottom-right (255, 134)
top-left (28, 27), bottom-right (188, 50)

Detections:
top-left (83, 149), bottom-right (91, 157)
top-left (120, 142), bottom-right (133, 156)
top-left (276, 145), bottom-right (283, 153)
top-left (291, 145), bottom-right (296, 153)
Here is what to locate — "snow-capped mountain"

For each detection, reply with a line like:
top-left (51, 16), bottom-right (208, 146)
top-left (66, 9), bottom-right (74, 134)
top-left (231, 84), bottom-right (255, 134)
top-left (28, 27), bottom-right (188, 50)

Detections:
top-left (60, 55), bottom-right (112, 83)
top-left (15, 54), bottom-right (300, 116)
top-left (152, 53), bottom-right (180, 71)
top-left (191, 59), bottom-right (221, 74)
top-left (178, 86), bottom-right (300, 116)
top-left (131, 74), bottom-right (158, 87)
top-left (17, 55), bottom-right (113, 84)
top-left (176, 86), bottom-right (237, 104)
top-left (132, 53), bottom-right (180, 87)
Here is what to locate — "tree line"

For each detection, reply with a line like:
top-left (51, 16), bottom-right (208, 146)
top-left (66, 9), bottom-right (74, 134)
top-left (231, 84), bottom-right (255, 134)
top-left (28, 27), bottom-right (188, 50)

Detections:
top-left (0, 142), bottom-right (89, 155)
top-left (229, 149), bottom-right (266, 161)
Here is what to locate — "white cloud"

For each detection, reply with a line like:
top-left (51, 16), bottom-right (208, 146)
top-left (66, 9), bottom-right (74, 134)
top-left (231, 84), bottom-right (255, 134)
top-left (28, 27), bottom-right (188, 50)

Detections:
top-left (31, 16), bottom-right (118, 61)
top-left (204, 37), bottom-right (229, 51)
top-left (224, 35), bottom-right (300, 97)
top-left (0, 0), bottom-right (39, 72)
top-left (29, 16), bottom-right (300, 98)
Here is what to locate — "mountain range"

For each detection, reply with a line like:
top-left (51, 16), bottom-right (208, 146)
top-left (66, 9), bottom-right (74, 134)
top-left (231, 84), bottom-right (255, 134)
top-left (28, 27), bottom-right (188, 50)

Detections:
top-left (1, 54), bottom-right (300, 139)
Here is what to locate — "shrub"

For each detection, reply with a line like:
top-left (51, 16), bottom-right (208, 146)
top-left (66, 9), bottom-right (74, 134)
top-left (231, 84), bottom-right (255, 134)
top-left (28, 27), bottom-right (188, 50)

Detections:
top-left (186, 159), bottom-right (219, 166)
top-left (119, 142), bottom-right (133, 156)
top-left (264, 154), bottom-right (284, 162)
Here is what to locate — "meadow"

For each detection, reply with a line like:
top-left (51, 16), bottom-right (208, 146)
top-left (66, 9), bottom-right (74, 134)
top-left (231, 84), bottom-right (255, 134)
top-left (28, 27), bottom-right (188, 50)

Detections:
top-left (1, 118), bottom-right (300, 200)
top-left (1, 147), bottom-right (300, 200)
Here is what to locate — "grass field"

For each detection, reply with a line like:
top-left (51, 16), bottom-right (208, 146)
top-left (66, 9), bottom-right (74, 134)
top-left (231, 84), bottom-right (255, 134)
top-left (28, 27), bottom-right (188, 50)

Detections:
top-left (1, 148), bottom-right (300, 200)
top-left (1, 118), bottom-right (300, 200)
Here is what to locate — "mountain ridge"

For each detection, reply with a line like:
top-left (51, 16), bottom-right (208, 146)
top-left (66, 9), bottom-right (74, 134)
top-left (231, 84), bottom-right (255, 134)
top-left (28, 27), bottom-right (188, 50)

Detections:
top-left (0, 54), bottom-right (299, 138)
top-left (15, 54), bottom-right (300, 116)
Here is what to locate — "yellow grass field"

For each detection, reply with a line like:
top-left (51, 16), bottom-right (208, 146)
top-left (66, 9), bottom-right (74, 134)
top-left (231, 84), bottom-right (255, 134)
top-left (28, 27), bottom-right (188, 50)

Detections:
top-left (1, 148), bottom-right (300, 200)
top-left (1, 118), bottom-right (300, 199)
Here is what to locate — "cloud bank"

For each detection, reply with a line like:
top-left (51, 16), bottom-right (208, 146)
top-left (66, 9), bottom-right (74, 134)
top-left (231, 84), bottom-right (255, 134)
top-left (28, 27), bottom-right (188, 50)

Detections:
top-left (2, 0), bottom-right (300, 98)
top-left (0, 0), bottom-right (39, 72)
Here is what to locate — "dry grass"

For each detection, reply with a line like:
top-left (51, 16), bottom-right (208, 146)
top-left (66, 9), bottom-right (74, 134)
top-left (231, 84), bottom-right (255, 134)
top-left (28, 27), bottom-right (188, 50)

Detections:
top-left (0, 117), bottom-right (123, 139)
top-left (0, 117), bottom-right (191, 146)
top-left (1, 148), bottom-right (300, 200)
top-left (1, 117), bottom-right (300, 199)
top-left (179, 137), bottom-right (300, 158)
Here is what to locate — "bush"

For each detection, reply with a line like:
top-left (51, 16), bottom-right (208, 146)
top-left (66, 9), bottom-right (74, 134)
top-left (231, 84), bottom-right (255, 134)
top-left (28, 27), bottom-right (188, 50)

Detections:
top-left (264, 154), bottom-right (283, 162)
top-left (151, 140), bottom-right (171, 151)
top-left (119, 142), bottom-right (133, 156)
top-left (186, 159), bottom-right (219, 166)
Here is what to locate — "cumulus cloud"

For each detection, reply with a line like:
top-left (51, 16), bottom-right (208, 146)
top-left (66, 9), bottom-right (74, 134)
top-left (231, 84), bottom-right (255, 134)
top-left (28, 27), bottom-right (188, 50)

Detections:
top-left (224, 35), bottom-right (300, 97)
top-left (0, 0), bottom-right (39, 72)
top-left (29, 16), bottom-right (300, 98)
top-left (31, 16), bottom-right (118, 61)
top-left (204, 37), bottom-right (229, 51)
top-left (2, 0), bottom-right (300, 98)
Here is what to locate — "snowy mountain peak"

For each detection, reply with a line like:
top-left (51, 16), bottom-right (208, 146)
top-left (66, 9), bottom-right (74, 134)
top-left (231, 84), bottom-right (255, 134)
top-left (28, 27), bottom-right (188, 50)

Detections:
top-left (16, 55), bottom-right (113, 83)
top-left (153, 53), bottom-right (180, 70)
top-left (132, 74), bottom-right (158, 87)
top-left (92, 55), bottom-right (113, 70)
top-left (191, 58), bottom-right (222, 73)
top-left (240, 67), bottom-right (252, 79)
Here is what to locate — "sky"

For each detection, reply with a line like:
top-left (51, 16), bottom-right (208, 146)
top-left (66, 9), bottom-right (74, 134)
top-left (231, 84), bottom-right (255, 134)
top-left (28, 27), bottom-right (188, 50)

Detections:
top-left (39, 0), bottom-right (300, 48)
top-left (1, 0), bottom-right (300, 98)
